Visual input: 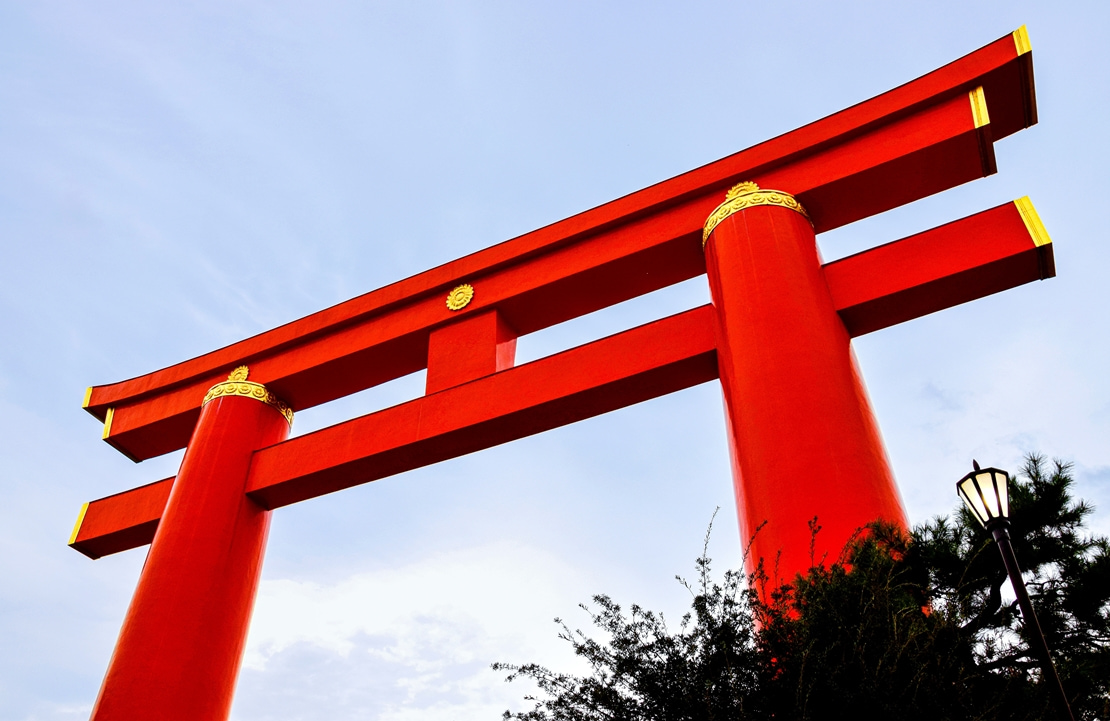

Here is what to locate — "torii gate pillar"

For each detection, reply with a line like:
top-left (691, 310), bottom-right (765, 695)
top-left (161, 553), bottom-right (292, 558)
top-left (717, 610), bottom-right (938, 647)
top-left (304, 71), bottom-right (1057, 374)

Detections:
top-left (88, 369), bottom-right (292, 721)
top-left (704, 184), bottom-right (907, 579)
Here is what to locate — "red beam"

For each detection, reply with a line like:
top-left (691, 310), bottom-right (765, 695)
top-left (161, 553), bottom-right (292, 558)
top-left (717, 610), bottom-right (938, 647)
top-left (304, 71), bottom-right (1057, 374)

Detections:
top-left (245, 305), bottom-right (719, 509)
top-left (91, 94), bottom-right (998, 460)
top-left (73, 307), bottom-right (717, 555)
top-left (85, 31), bottom-right (1035, 462)
top-left (68, 477), bottom-right (173, 559)
top-left (827, 197), bottom-right (1054, 336)
top-left (73, 196), bottom-right (1054, 556)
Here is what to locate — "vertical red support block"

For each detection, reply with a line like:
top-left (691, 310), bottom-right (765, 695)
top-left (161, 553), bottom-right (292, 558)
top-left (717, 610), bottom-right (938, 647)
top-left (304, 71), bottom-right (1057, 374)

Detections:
top-left (703, 183), bottom-right (907, 585)
top-left (426, 308), bottom-right (516, 394)
top-left (90, 368), bottom-right (292, 721)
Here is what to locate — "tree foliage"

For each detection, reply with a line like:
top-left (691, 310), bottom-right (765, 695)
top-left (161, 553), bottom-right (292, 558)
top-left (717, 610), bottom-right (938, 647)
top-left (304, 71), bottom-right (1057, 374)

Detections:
top-left (495, 456), bottom-right (1110, 720)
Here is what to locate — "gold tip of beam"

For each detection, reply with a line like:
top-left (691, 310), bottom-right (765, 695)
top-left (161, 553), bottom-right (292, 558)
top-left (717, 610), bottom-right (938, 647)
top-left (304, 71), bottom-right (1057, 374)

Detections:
top-left (68, 502), bottom-right (90, 546)
top-left (82, 387), bottom-right (93, 409)
top-left (1013, 25), bottom-right (1031, 56)
top-left (969, 86), bottom-right (990, 128)
top-left (1015, 197), bottom-right (1051, 247)
top-left (102, 408), bottom-right (115, 440)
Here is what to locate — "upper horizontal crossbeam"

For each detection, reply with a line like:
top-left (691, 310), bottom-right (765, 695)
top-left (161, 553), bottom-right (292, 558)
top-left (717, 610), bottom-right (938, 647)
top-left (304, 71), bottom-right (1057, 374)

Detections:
top-left (83, 31), bottom-right (1035, 463)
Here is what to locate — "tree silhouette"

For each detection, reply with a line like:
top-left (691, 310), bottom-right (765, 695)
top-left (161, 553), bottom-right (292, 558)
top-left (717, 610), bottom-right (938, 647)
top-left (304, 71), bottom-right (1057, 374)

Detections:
top-left (495, 455), bottom-right (1110, 720)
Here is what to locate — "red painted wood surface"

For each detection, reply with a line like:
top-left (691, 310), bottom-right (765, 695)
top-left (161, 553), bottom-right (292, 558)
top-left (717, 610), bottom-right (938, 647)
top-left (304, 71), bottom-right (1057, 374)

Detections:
top-left (829, 199), bottom-right (1055, 336)
top-left (71, 198), bottom-right (1053, 557)
top-left (426, 309), bottom-right (517, 394)
top-left (88, 395), bottom-right (289, 721)
top-left (68, 477), bottom-right (172, 559)
top-left (706, 202), bottom-right (908, 582)
top-left (84, 32), bottom-right (1034, 463)
top-left (247, 305), bottom-right (719, 509)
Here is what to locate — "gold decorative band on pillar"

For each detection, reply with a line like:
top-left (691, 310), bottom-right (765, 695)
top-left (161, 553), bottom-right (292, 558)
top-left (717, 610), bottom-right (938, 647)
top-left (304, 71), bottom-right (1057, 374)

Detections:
top-left (202, 365), bottom-right (294, 425)
top-left (702, 181), bottom-right (811, 248)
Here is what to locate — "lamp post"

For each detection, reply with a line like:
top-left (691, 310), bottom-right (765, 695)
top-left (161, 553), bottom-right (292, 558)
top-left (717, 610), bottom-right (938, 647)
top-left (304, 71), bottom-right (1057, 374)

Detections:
top-left (957, 461), bottom-right (1076, 721)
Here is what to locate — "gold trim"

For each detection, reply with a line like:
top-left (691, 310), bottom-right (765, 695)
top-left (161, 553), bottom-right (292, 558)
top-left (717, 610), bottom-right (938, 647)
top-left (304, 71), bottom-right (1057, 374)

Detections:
top-left (68, 502), bottom-right (90, 546)
top-left (702, 182), bottom-right (810, 248)
top-left (969, 87), bottom-right (990, 128)
top-left (202, 366), bottom-right (294, 425)
top-left (1013, 25), bottom-right (1031, 56)
top-left (82, 387), bottom-right (93, 409)
top-left (102, 408), bottom-right (114, 440)
top-left (446, 284), bottom-right (475, 311)
top-left (1014, 196), bottom-right (1051, 247)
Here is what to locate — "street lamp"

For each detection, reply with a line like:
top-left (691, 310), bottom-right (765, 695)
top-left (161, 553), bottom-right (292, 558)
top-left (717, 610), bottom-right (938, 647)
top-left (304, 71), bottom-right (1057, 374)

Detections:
top-left (957, 461), bottom-right (1075, 721)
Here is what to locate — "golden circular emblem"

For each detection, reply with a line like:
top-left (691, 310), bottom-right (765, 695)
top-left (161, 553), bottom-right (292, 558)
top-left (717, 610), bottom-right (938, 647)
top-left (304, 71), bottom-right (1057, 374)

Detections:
top-left (446, 283), bottom-right (474, 311)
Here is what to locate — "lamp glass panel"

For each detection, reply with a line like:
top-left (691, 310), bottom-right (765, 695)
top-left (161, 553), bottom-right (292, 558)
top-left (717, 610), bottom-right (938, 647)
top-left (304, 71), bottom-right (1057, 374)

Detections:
top-left (976, 471), bottom-right (1000, 518)
top-left (959, 492), bottom-right (982, 525)
top-left (996, 471), bottom-right (1009, 518)
top-left (959, 477), bottom-right (990, 526)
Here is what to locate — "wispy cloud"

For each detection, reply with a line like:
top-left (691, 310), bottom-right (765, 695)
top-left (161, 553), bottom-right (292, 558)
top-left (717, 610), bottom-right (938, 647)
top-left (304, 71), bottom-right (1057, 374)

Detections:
top-left (236, 542), bottom-right (593, 720)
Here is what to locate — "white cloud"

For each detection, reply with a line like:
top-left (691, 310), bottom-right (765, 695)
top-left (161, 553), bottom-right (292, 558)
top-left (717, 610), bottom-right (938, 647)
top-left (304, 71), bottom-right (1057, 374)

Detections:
top-left (237, 542), bottom-right (595, 720)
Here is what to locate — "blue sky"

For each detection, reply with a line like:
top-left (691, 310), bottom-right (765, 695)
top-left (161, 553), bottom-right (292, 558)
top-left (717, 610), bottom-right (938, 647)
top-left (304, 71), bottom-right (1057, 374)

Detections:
top-left (2, 2), bottom-right (1108, 719)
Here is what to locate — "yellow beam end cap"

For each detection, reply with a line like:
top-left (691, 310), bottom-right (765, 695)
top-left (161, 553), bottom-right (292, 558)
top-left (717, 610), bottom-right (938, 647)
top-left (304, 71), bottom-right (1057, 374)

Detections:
top-left (969, 86), bottom-right (990, 128)
top-left (1013, 25), bottom-right (1031, 56)
top-left (102, 408), bottom-right (114, 440)
top-left (68, 502), bottom-right (90, 546)
top-left (1015, 196), bottom-right (1052, 247)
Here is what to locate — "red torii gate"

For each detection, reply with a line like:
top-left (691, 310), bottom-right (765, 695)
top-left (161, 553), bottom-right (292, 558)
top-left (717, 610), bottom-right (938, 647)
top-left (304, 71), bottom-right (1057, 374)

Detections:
top-left (72, 28), bottom-right (1051, 721)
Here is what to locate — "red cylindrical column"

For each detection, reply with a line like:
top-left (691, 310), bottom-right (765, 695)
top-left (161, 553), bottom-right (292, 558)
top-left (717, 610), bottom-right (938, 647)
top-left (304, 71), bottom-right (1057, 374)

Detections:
top-left (703, 183), bottom-right (907, 585)
top-left (90, 367), bottom-right (292, 721)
